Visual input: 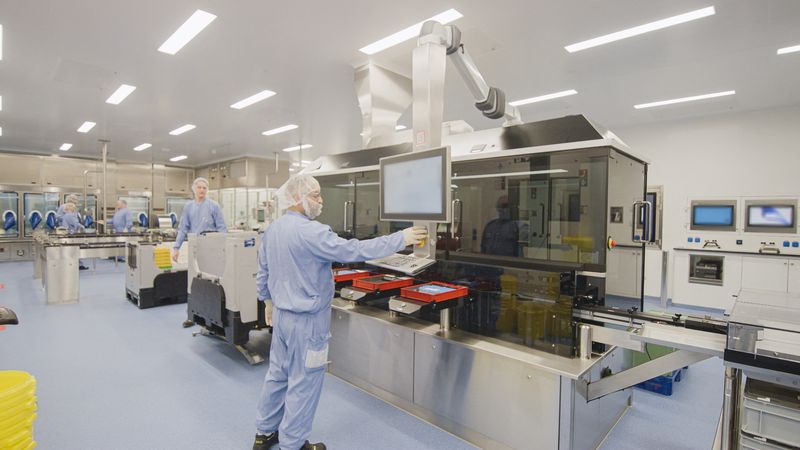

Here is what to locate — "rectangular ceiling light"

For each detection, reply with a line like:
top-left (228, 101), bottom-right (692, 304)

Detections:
top-left (169, 124), bottom-right (196, 135)
top-left (169, 155), bottom-right (188, 162)
top-left (262, 124), bottom-right (298, 136)
top-left (0, 95), bottom-right (3, 111)
top-left (777, 44), bottom-right (800, 55)
top-left (452, 169), bottom-right (567, 181)
top-left (230, 90), bottom-right (276, 109)
top-left (59, 143), bottom-right (73, 151)
top-left (395, 125), bottom-right (407, 130)
top-left (106, 84), bottom-right (137, 105)
top-left (0, 25), bottom-right (3, 61)
top-left (634, 90), bottom-right (735, 109)
top-left (158, 10), bottom-right (217, 55)
top-left (77, 121), bottom-right (96, 133)
top-left (359, 8), bottom-right (463, 55)
top-left (509, 89), bottom-right (578, 107)
top-left (282, 144), bottom-right (312, 152)
top-left (133, 143), bottom-right (152, 151)
top-left (565, 6), bottom-right (716, 53)
top-left (0, 127), bottom-right (3, 137)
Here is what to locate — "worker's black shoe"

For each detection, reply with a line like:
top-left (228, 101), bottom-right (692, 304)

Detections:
top-left (299, 441), bottom-right (326, 450)
top-left (182, 319), bottom-right (195, 328)
top-left (252, 431), bottom-right (279, 450)
top-left (79, 265), bottom-right (89, 270)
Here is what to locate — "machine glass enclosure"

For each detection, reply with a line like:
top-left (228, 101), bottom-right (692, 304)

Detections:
top-left (0, 191), bottom-right (19, 239)
top-left (744, 200), bottom-right (797, 234)
top-left (166, 197), bottom-right (190, 228)
top-left (690, 201), bottom-right (736, 231)
top-left (415, 261), bottom-right (577, 357)
top-left (23, 192), bottom-right (59, 236)
top-left (448, 148), bottom-right (609, 270)
top-left (64, 193), bottom-right (97, 223)
top-left (316, 173), bottom-right (356, 238)
top-left (119, 196), bottom-right (150, 228)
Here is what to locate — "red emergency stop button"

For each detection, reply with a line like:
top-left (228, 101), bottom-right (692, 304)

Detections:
top-left (607, 237), bottom-right (617, 250)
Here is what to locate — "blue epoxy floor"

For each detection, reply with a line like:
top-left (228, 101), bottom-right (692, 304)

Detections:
top-left (0, 260), bottom-right (723, 449)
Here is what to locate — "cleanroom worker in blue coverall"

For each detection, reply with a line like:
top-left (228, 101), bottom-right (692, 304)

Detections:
top-left (252, 174), bottom-right (427, 450)
top-left (173, 176), bottom-right (227, 327)
top-left (56, 194), bottom-right (79, 226)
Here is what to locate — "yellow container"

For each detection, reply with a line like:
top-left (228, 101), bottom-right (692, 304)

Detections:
top-left (0, 427), bottom-right (33, 449)
top-left (496, 293), bottom-right (517, 333)
top-left (0, 371), bottom-right (36, 403)
top-left (153, 246), bottom-right (172, 270)
top-left (0, 413), bottom-right (36, 442)
top-left (516, 300), bottom-right (546, 346)
top-left (0, 398), bottom-right (36, 424)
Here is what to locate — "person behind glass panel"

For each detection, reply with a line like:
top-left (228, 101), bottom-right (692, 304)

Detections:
top-left (481, 195), bottom-right (522, 257)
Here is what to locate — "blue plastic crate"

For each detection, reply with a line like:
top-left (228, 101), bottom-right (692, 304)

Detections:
top-left (636, 369), bottom-right (683, 396)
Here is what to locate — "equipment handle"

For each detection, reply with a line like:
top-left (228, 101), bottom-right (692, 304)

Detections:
top-left (632, 200), bottom-right (653, 243)
top-left (343, 201), bottom-right (354, 234)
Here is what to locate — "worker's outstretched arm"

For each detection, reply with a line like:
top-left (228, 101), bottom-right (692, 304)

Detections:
top-left (174, 205), bottom-right (191, 249)
top-left (302, 222), bottom-right (407, 263)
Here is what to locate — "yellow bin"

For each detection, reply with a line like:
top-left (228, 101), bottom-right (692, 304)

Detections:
top-left (154, 246), bottom-right (172, 270)
top-left (0, 371), bottom-right (37, 449)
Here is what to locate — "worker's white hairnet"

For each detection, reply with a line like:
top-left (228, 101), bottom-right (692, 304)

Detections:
top-left (192, 177), bottom-right (209, 195)
top-left (66, 194), bottom-right (79, 204)
top-left (276, 175), bottom-right (321, 215)
top-left (64, 202), bottom-right (77, 213)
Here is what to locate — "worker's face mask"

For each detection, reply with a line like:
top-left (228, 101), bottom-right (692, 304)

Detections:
top-left (303, 192), bottom-right (323, 220)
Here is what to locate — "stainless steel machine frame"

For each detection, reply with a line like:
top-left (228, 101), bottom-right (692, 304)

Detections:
top-left (330, 300), bottom-right (631, 450)
top-left (33, 232), bottom-right (151, 303)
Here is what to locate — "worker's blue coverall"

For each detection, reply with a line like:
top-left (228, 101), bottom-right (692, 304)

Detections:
top-left (255, 210), bottom-right (405, 450)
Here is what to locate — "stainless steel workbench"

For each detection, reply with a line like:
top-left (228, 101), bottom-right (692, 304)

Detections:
top-left (329, 298), bottom-right (631, 450)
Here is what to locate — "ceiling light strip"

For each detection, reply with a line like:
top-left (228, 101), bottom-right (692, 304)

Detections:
top-left (158, 10), bottom-right (217, 55)
top-left (564, 6), bottom-right (716, 53)
top-left (169, 155), bottom-right (188, 162)
top-left (359, 8), bottom-right (463, 55)
top-left (59, 143), bottom-right (72, 151)
top-left (777, 44), bottom-right (800, 55)
top-left (283, 144), bottom-right (312, 152)
top-left (634, 90), bottom-right (735, 109)
top-left (133, 143), bottom-right (152, 151)
top-left (230, 90), bottom-right (276, 109)
top-left (169, 124), bottom-right (196, 135)
top-left (77, 121), bottom-right (96, 133)
top-left (262, 124), bottom-right (298, 136)
top-left (509, 89), bottom-right (578, 107)
top-left (106, 84), bottom-right (137, 105)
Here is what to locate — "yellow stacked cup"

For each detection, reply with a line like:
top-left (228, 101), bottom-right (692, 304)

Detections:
top-left (154, 246), bottom-right (172, 270)
top-left (0, 371), bottom-right (37, 449)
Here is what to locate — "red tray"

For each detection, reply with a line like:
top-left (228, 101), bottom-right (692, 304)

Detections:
top-left (400, 282), bottom-right (468, 303)
top-left (333, 268), bottom-right (373, 283)
top-left (353, 275), bottom-right (415, 291)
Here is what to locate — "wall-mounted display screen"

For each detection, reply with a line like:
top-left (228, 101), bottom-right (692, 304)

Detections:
top-left (692, 205), bottom-right (734, 227)
top-left (747, 205), bottom-right (794, 227)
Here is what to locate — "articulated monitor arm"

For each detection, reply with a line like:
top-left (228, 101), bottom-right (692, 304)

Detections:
top-left (419, 21), bottom-right (522, 126)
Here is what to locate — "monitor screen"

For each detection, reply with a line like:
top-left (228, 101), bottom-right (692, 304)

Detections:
top-left (747, 205), bottom-right (795, 227)
top-left (692, 205), bottom-right (734, 227)
top-left (380, 146), bottom-right (451, 222)
top-left (416, 284), bottom-right (455, 295)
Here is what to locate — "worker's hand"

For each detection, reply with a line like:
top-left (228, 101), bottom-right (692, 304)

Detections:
top-left (402, 226), bottom-right (428, 246)
top-left (263, 299), bottom-right (274, 327)
top-left (172, 248), bottom-right (180, 262)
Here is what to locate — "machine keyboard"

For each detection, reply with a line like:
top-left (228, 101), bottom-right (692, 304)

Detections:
top-left (366, 253), bottom-right (437, 275)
